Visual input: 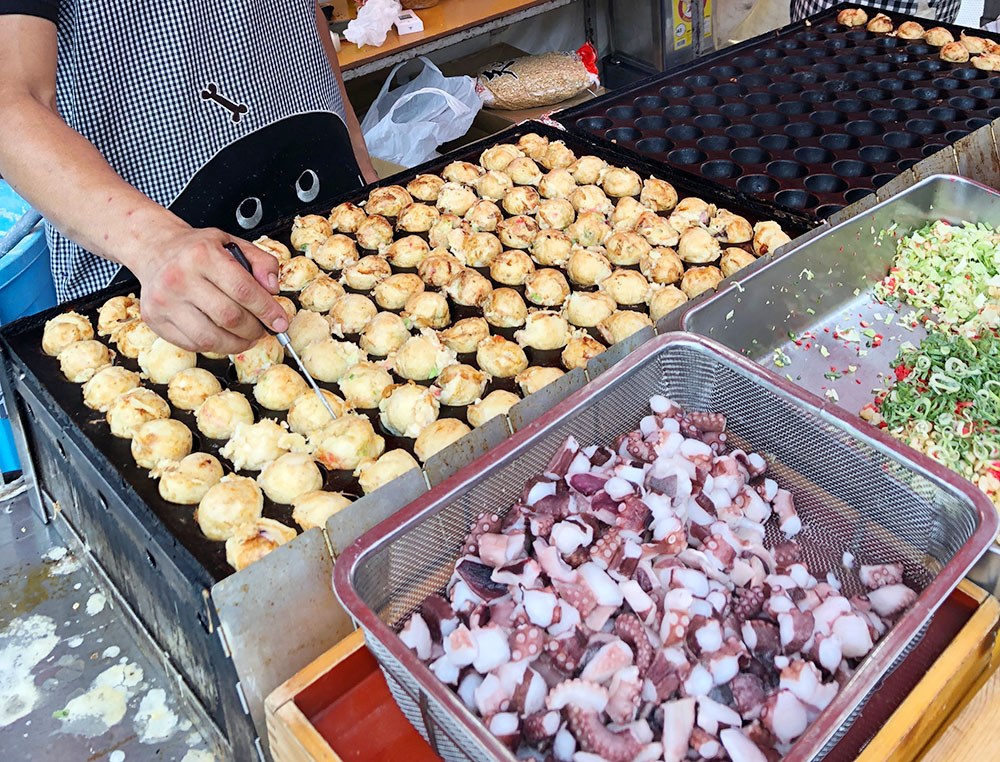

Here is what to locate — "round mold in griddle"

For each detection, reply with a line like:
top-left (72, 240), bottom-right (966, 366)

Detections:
top-left (886, 53), bottom-right (911, 65)
top-left (739, 73), bottom-right (771, 89)
top-left (635, 115), bottom-right (670, 131)
top-left (726, 124), bottom-right (761, 140)
top-left (635, 137), bottom-right (674, 154)
top-left (917, 59), bottom-right (946, 73)
top-left (872, 173), bottom-right (896, 188)
top-left (660, 85), bottom-right (694, 99)
top-left (845, 70), bottom-right (878, 85)
top-left (667, 125), bottom-right (703, 142)
top-left (907, 43), bottom-right (933, 55)
top-left (691, 93), bottom-right (724, 109)
top-left (833, 159), bottom-right (875, 178)
top-left (823, 38), bottom-right (850, 53)
top-left (746, 92), bottom-right (780, 106)
top-left (897, 69), bottom-right (926, 83)
top-left (698, 135), bottom-right (734, 152)
top-left (898, 158), bottom-right (920, 171)
top-left (928, 107), bottom-right (961, 121)
top-left (776, 38), bottom-right (804, 50)
top-left (770, 81), bottom-right (802, 96)
top-left (870, 108), bottom-right (906, 124)
top-left (664, 104), bottom-right (696, 119)
top-left (731, 147), bottom-right (771, 165)
top-left (702, 160), bottom-right (741, 179)
top-left (857, 87), bottom-right (889, 101)
top-left (762, 135), bottom-right (798, 152)
top-left (799, 31), bottom-right (824, 42)
top-left (732, 55), bottom-right (763, 69)
top-left (864, 62), bottom-right (894, 75)
top-left (684, 74), bottom-right (717, 88)
top-left (714, 83), bottom-right (746, 98)
top-left (577, 116), bottom-right (612, 131)
top-left (884, 131), bottom-right (921, 149)
top-left (634, 95), bottom-right (667, 109)
top-left (607, 105), bottom-right (641, 120)
top-left (859, 145), bottom-right (900, 163)
top-left (721, 103), bottom-right (753, 118)
top-left (811, 110), bottom-right (848, 127)
top-left (758, 48), bottom-right (782, 59)
top-left (710, 65), bottom-right (741, 79)
top-left (793, 71), bottom-right (824, 85)
top-left (964, 89), bottom-right (994, 102)
top-left (837, 54), bottom-right (863, 67)
top-left (737, 174), bottom-right (780, 195)
top-left (606, 127), bottom-right (642, 142)
top-left (794, 146), bottom-right (835, 164)
top-left (778, 101), bottom-right (810, 116)
top-left (876, 36), bottom-right (904, 49)
top-left (802, 90), bottom-right (835, 104)
top-left (817, 22), bottom-right (841, 35)
top-left (805, 175), bottom-right (848, 194)
top-left (913, 87), bottom-right (942, 101)
top-left (823, 79), bottom-right (855, 94)
top-left (784, 55), bottom-right (813, 68)
top-left (816, 204), bottom-right (845, 218)
top-left (991, 106), bottom-right (1000, 119)
top-left (845, 187), bottom-right (875, 203)
top-left (932, 77), bottom-right (962, 90)
top-left (890, 97), bottom-right (922, 110)
top-left (945, 129), bottom-right (970, 142)
top-left (967, 117), bottom-right (992, 130)
top-left (695, 114), bottom-right (731, 129)
top-left (990, 77), bottom-right (1000, 88)
top-left (668, 148), bottom-right (707, 165)
top-left (953, 68), bottom-right (986, 81)
top-left (751, 113), bottom-right (788, 129)
top-left (846, 120), bottom-right (883, 137)
top-left (766, 160), bottom-right (808, 180)
top-left (877, 78), bottom-right (907, 92)
top-left (814, 62), bottom-right (845, 76)
top-left (786, 122), bottom-right (823, 139)
top-left (845, 30), bottom-right (870, 42)
top-left (922, 143), bottom-right (946, 157)
top-left (905, 118), bottom-right (946, 135)
top-left (834, 99), bottom-right (867, 114)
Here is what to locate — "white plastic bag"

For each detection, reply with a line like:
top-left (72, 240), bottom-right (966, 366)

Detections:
top-left (361, 58), bottom-right (482, 168)
top-left (344, 0), bottom-right (400, 48)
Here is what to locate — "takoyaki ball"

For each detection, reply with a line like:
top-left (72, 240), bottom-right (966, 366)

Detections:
top-left (257, 452), bottom-right (323, 505)
top-left (279, 256), bottom-right (321, 292)
top-left (602, 167), bottom-right (642, 198)
top-left (157, 452), bottom-right (224, 505)
top-left (436, 182), bottom-right (479, 216)
top-left (43, 312), bottom-right (94, 356)
top-left (223, 419), bottom-right (309, 472)
top-left (709, 210), bottom-right (753, 244)
top-left (310, 414), bottom-right (385, 471)
top-left (167, 367), bottom-right (222, 411)
top-left (301, 338), bottom-right (365, 383)
top-left (374, 273), bottom-right (425, 311)
top-left (474, 171), bottom-right (514, 202)
top-left (941, 41), bottom-right (970, 63)
top-left (225, 519), bottom-right (297, 572)
top-left (539, 169), bottom-right (577, 200)
top-left (60, 340), bottom-right (115, 383)
top-left (506, 156), bottom-right (544, 186)
top-left (339, 361), bottom-right (394, 409)
top-left (480, 144), bottom-right (524, 172)
top-left (379, 381), bottom-right (440, 438)
top-left (720, 247), bottom-right (757, 278)
top-left (308, 235), bottom-right (358, 272)
top-left (517, 132), bottom-right (549, 161)
top-left (669, 199), bottom-right (712, 234)
top-left (292, 490), bottom-right (353, 530)
top-left (925, 27), bottom-right (954, 46)
top-left (837, 8), bottom-right (868, 26)
top-left (648, 285), bottom-right (690, 322)
top-left (232, 334), bottom-right (284, 383)
top-left (131, 418), bottom-right (192, 470)
top-left (429, 214), bottom-right (463, 249)
top-left (503, 186), bottom-right (540, 216)
top-left (561, 336), bottom-right (606, 370)
top-left (467, 390), bottom-right (520, 429)
top-left (366, 185), bottom-right (413, 217)
top-left (196, 390), bottom-right (254, 440)
top-left (360, 312), bottom-right (411, 357)
top-left (490, 249), bottom-right (535, 286)
top-left (972, 52), bottom-right (1000, 70)
top-left (107, 388), bottom-right (171, 439)
top-left (115, 319), bottom-right (159, 359)
top-left (328, 294), bottom-right (378, 337)
top-left (291, 214), bottom-right (332, 251)
top-left (396, 203), bottom-right (440, 234)
top-left (299, 275), bottom-right (346, 313)
top-left (866, 13), bottom-right (893, 34)
top-left (465, 200), bottom-right (503, 232)
top-left (678, 227), bottom-right (722, 264)
top-left (525, 268), bottom-right (571, 308)
top-left (569, 155), bottom-right (608, 186)
top-left (392, 333), bottom-right (456, 381)
top-left (897, 21), bottom-right (925, 40)
top-left (960, 32), bottom-right (990, 54)
top-left (483, 288), bottom-right (528, 329)
top-left (563, 291), bottom-right (617, 328)
top-left (328, 202), bottom-right (367, 233)
top-left (515, 366), bottom-right (565, 396)
top-left (287, 389), bottom-right (348, 435)
top-left (196, 475), bottom-right (264, 542)
top-left (253, 236), bottom-right (292, 262)
top-left (752, 221), bottom-right (791, 257)
top-left (460, 231), bottom-right (503, 268)
top-left (640, 178), bottom-right (679, 212)
top-left (515, 311), bottom-right (571, 350)
top-left (403, 291), bottom-right (451, 330)
top-left (600, 270), bottom-right (650, 307)
top-left (531, 230), bottom-right (573, 267)
top-left (356, 449), bottom-right (420, 495)
top-left (83, 366), bottom-right (141, 412)
top-left (612, 197), bottom-right (648, 230)
top-left (569, 185), bottom-right (613, 214)
top-left (640, 248), bottom-right (684, 285)
top-left (253, 364), bottom-right (308, 411)
top-left (97, 295), bottom-right (140, 338)
top-left (414, 418), bottom-right (472, 462)
top-left (442, 160), bottom-right (484, 185)
top-left (635, 211), bottom-right (680, 248)
top-left (680, 265), bottom-right (725, 299)
top-left (606, 231), bottom-right (651, 266)
top-left (476, 335), bottom-right (528, 378)
top-left (342, 255), bottom-right (392, 291)
top-left (444, 268), bottom-right (493, 308)
top-left (435, 364), bottom-right (488, 407)
top-left (540, 140), bottom-right (576, 170)
top-left (439, 317), bottom-right (490, 355)
top-left (497, 216), bottom-right (540, 250)
top-left (407, 174), bottom-right (446, 202)
top-left (384, 235), bottom-right (431, 269)
top-left (274, 296), bottom-right (298, 321)
top-left (537, 198), bottom-right (576, 230)
top-left (287, 310), bottom-right (331, 354)
top-left (597, 309), bottom-right (653, 345)
top-left (355, 215), bottom-right (395, 251)
top-left (445, 222), bottom-right (473, 259)
top-left (566, 247), bottom-right (613, 288)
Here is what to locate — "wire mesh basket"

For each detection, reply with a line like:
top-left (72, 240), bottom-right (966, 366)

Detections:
top-left (334, 333), bottom-right (998, 762)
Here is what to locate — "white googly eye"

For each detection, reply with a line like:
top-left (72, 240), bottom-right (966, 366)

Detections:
top-left (236, 197), bottom-right (263, 229)
top-left (296, 170), bottom-right (320, 203)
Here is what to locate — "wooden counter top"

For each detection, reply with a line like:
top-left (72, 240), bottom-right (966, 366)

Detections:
top-left (923, 667), bottom-right (1000, 761)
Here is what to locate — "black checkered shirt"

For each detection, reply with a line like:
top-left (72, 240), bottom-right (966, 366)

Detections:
top-left (791, 0), bottom-right (961, 23)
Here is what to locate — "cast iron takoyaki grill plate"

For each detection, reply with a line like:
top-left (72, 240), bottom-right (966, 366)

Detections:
top-left (560, 2), bottom-right (1000, 220)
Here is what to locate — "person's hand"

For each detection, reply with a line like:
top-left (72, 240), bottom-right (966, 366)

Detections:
top-left (132, 225), bottom-right (289, 354)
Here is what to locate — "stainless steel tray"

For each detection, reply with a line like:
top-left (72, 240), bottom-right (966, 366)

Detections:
top-left (333, 332), bottom-right (998, 762)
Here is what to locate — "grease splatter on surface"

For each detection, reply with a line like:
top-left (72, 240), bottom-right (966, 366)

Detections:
top-left (109, 751), bottom-right (125, 762)
top-left (0, 615), bottom-right (60, 728)
top-left (85, 592), bottom-right (106, 616)
top-left (181, 750), bottom-right (216, 762)
top-left (134, 688), bottom-right (179, 743)
top-left (102, 646), bottom-right (121, 660)
top-left (54, 661), bottom-right (143, 737)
